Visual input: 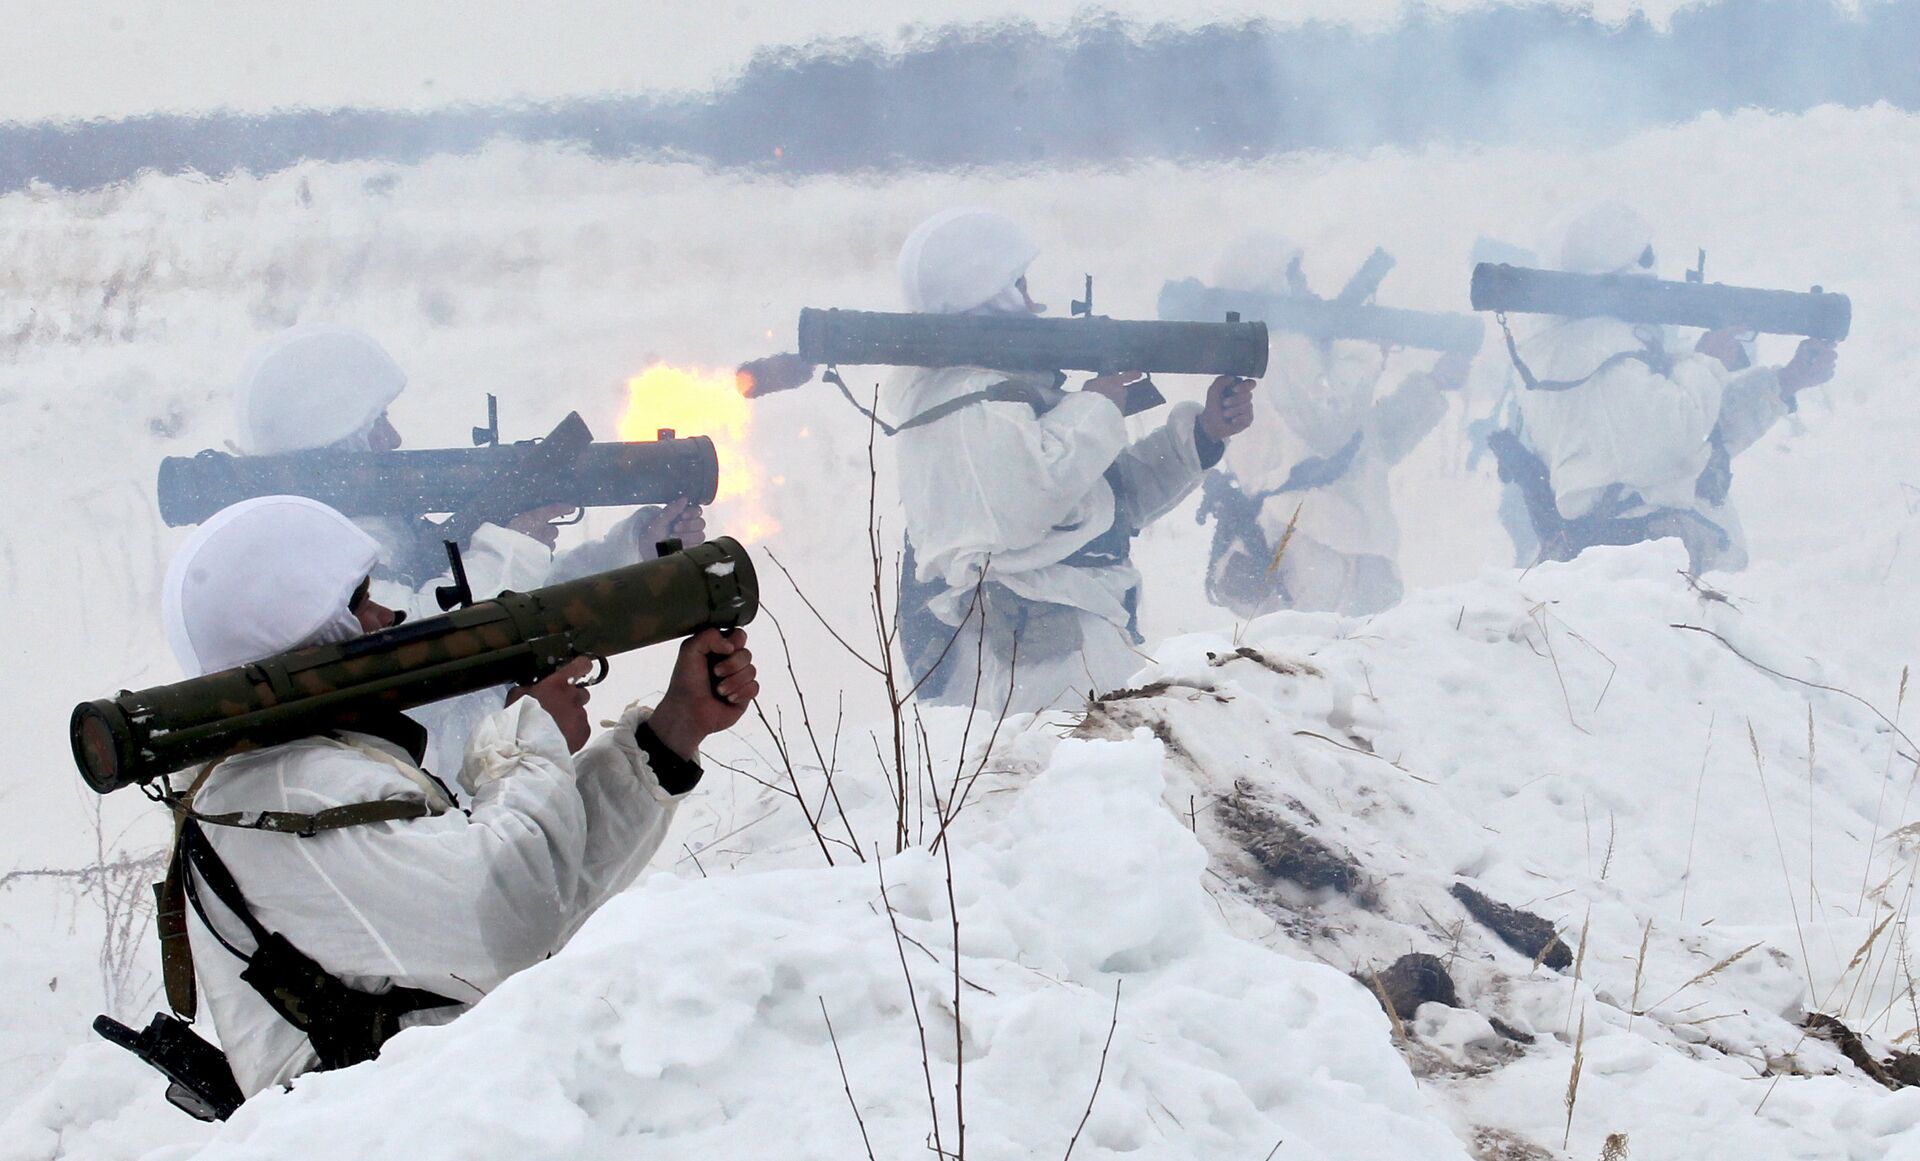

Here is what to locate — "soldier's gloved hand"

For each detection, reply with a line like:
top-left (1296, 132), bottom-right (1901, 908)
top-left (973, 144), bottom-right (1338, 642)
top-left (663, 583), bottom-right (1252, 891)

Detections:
top-left (505, 502), bottom-right (575, 550)
top-left (1780, 339), bottom-right (1838, 395)
top-left (1199, 376), bottom-right (1258, 440)
top-left (506, 656), bottom-right (594, 753)
top-left (1083, 371), bottom-right (1145, 412)
top-left (649, 629), bottom-right (758, 761)
top-left (641, 498), bottom-right (707, 556)
top-left (1695, 327), bottom-right (1752, 371)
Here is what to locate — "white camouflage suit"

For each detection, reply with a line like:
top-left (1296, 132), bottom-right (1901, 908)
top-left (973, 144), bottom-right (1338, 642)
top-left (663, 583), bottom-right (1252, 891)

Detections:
top-left (161, 496), bottom-right (689, 1097)
top-left (1507, 204), bottom-right (1796, 573)
top-left (887, 209), bottom-right (1214, 713)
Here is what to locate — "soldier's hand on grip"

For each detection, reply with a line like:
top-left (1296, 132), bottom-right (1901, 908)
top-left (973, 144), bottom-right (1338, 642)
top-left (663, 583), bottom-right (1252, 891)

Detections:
top-left (1780, 338), bottom-right (1838, 395)
top-left (509, 657), bottom-right (595, 753)
top-left (649, 629), bottom-right (758, 761)
top-left (505, 502), bottom-right (575, 549)
top-left (1199, 375), bottom-right (1257, 440)
top-left (643, 498), bottom-right (707, 555)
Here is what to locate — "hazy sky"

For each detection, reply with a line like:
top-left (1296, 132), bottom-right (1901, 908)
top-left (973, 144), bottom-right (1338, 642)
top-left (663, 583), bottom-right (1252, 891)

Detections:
top-left (7, 0), bottom-right (1706, 122)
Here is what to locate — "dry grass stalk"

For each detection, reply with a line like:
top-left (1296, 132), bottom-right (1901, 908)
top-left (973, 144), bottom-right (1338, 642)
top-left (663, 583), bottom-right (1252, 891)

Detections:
top-left (1564, 1005), bottom-right (1588, 1150)
top-left (1749, 720), bottom-right (1816, 996)
top-left (1365, 967), bottom-right (1411, 1043)
top-left (1062, 980), bottom-right (1123, 1161)
top-left (1566, 907), bottom-right (1593, 1033)
top-left (1679, 714), bottom-right (1716, 924)
top-left (1644, 942), bottom-right (1762, 1013)
top-left (1530, 924), bottom-right (1568, 974)
top-left (1265, 502), bottom-right (1304, 576)
top-left (1627, 919), bottom-right (1653, 1032)
top-left (1599, 1131), bottom-right (1629, 1160)
top-left (1865, 669), bottom-right (1913, 901)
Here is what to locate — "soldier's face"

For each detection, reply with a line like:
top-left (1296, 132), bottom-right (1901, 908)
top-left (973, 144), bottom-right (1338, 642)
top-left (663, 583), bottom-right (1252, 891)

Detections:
top-left (347, 577), bottom-right (399, 634)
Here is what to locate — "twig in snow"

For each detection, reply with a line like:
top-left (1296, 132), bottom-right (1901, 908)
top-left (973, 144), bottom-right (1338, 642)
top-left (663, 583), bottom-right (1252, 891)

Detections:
top-left (1063, 980), bottom-right (1123, 1161)
top-left (1672, 624), bottom-right (1920, 757)
top-left (819, 997), bottom-right (878, 1161)
top-left (877, 852), bottom-right (945, 1159)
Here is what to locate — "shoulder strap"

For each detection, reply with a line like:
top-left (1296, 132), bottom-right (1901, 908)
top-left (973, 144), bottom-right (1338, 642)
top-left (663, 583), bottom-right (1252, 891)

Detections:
top-left (1496, 312), bottom-right (1672, 393)
top-left (181, 798), bottom-right (437, 839)
top-left (1273, 430), bottom-right (1364, 494)
top-left (823, 366), bottom-right (1051, 437)
top-left (176, 821), bottom-right (459, 1071)
top-left (153, 755), bottom-right (443, 1022)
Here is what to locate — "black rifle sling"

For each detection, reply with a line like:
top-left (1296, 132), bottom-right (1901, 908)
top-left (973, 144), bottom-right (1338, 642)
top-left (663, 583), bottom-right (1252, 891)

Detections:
top-left (177, 821), bottom-right (459, 1071)
top-left (823, 366), bottom-right (1055, 437)
top-left (1495, 312), bottom-right (1741, 519)
top-left (1495, 312), bottom-right (1671, 393)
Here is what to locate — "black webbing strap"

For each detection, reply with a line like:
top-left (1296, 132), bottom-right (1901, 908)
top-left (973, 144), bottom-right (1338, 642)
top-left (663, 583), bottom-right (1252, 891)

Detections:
top-left (824, 366), bottom-right (1053, 437)
top-left (177, 820), bottom-right (459, 1071)
top-left (179, 799), bottom-right (437, 838)
top-left (1495, 312), bottom-right (1672, 393)
top-left (1273, 430), bottom-right (1364, 494)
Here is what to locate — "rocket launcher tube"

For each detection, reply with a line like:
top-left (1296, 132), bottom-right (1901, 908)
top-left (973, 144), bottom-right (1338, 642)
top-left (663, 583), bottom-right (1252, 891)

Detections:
top-left (1469, 263), bottom-right (1851, 341)
top-left (1157, 278), bottom-right (1486, 355)
top-left (796, 307), bottom-right (1269, 378)
top-left (71, 537), bottom-right (759, 795)
top-left (156, 424), bottom-right (720, 528)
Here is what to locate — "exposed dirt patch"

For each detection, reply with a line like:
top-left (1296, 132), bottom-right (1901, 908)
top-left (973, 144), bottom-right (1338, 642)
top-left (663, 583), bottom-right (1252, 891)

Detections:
top-left (1451, 883), bottom-right (1572, 970)
top-left (1469, 1127), bottom-right (1555, 1161)
top-left (1805, 1012), bottom-right (1920, 1089)
top-left (1206, 646), bottom-right (1325, 679)
top-left (1359, 952), bottom-right (1458, 1021)
top-left (1218, 786), bottom-right (1369, 902)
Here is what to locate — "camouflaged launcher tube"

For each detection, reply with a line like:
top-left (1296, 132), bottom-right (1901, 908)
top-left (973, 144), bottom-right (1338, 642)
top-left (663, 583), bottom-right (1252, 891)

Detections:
top-left (72, 537), bottom-right (757, 794)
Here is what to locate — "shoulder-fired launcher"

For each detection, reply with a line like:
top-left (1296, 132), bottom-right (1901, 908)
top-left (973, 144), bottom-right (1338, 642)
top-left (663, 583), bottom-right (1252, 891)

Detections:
top-left (157, 415), bottom-right (720, 529)
top-left (796, 307), bottom-right (1269, 378)
top-left (71, 537), bottom-right (758, 794)
top-left (1469, 263), bottom-right (1851, 341)
top-left (1157, 278), bottom-right (1485, 355)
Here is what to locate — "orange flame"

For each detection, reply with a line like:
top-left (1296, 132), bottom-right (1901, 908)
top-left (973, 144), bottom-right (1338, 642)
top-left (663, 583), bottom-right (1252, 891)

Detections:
top-left (618, 363), bottom-right (778, 540)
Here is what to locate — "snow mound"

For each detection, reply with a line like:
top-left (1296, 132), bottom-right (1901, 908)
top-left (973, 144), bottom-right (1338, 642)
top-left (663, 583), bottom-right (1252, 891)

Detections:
top-left (28, 733), bottom-right (1461, 1161)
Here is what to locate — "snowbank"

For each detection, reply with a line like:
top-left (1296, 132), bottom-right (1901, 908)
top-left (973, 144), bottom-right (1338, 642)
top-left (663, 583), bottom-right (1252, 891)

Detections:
top-left (9, 729), bottom-right (1469, 1161)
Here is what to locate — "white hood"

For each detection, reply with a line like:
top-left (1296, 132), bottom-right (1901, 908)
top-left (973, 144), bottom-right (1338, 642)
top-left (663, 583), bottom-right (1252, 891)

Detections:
top-left (897, 207), bottom-right (1039, 315)
top-left (236, 324), bottom-right (407, 454)
top-left (1551, 201), bottom-right (1656, 275)
top-left (163, 495), bottom-right (380, 676)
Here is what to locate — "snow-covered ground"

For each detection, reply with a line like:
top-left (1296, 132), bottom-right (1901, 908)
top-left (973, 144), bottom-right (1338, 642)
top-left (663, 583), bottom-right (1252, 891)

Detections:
top-left (4, 96), bottom-right (1920, 1159)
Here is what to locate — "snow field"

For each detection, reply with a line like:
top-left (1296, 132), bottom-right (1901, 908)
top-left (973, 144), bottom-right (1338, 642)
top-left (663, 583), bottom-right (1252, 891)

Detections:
top-left (2, 100), bottom-right (1920, 1157)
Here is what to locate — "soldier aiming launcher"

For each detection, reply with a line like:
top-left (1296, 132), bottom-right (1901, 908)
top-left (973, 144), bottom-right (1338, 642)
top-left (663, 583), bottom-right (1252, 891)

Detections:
top-left (157, 400), bottom-right (721, 534)
top-left (1469, 261), bottom-right (1851, 341)
top-left (71, 537), bottom-right (758, 794)
top-left (1159, 249), bottom-right (1486, 355)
